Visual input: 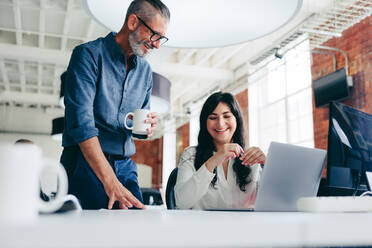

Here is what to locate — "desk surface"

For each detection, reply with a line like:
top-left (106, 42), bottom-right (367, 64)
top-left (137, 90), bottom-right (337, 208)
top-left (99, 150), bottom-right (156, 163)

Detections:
top-left (1, 209), bottom-right (372, 247)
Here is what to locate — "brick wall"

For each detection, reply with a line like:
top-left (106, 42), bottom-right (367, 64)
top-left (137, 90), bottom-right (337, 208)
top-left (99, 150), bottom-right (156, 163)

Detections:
top-left (176, 122), bottom-right (189, 165)
top-left (312, 15), bottom-right (372, 151)
top-left (131, 137), bottom-right (163, 187)
top-left (234, 89), bottom-right (249, 146)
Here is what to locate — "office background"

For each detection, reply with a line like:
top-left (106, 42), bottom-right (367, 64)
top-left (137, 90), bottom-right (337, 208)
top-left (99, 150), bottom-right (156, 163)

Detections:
top-left (0, 0), bottom-right (370, 190)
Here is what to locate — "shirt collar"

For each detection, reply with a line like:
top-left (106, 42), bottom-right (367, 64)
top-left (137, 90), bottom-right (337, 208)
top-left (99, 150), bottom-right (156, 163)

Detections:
top-left (128, 54), bottom-right (137, 71)
top-left (105, 32), bottom-right (138, 69)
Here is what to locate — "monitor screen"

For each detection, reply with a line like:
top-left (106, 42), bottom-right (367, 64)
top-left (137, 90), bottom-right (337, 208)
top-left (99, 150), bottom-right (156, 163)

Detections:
top-left (327, 102), bottom-right (372, 196)
top-left (313, 68), bottom-right (350, 108)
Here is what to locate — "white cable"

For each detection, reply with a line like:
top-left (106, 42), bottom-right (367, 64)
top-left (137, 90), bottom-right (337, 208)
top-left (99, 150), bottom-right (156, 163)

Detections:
top-left (360, 191), bottom-right (372, 197)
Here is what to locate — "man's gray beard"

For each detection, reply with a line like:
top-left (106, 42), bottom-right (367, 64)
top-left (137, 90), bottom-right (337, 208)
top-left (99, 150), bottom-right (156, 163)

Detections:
top-left (128, 28), bottom-right (149, 58)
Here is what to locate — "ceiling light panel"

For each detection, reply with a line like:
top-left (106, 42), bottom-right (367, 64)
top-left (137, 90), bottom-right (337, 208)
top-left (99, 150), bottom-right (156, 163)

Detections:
top-left (85, 0), bottom-right (302, 48)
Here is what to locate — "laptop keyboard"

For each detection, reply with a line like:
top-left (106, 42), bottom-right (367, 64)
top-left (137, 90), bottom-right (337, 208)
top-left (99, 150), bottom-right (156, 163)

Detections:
top-left (297, 196), bottom-right (372, 212)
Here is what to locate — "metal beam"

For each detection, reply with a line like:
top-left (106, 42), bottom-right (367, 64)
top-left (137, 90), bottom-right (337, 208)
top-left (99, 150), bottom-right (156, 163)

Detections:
top-left (0, 60), bottom-right (9, 91)
top-left (0, 44), bottom-right (229, 80)
top-left (0, 91), bottom-right (59, 105)
top-left (85, 20), bottom-right (95, 42)
top-left (171, 79), bottom-right (200, 101)
top-left (194, 48), bottom-right (218, 67)
top-left (52, 66), bottom-right (64, 95)
top-left (37, 63), bottom-right (42, 94)
top-left (39, 0), bottom-right (46, 48)
top-left (153, 62), bottom-right (233, 81)
top-left (177, 49), bottom-right (196, 64)
top-left (0, 43), bottom-right (71, 66)
top-left (0, 27), bottom-right (87, 41)
top-left (18, 60), bottom-right (25, 92)
top-left (61, 0), bottom-right (74, 51)
top-left (13, 0), bottom-right (22, 45)
top-left (212, 43), bottom-right (247, 68)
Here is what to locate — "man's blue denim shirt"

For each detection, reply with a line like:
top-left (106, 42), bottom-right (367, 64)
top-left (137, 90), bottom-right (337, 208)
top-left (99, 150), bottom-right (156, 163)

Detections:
top-left (62, 32), bottom-right (152, 157)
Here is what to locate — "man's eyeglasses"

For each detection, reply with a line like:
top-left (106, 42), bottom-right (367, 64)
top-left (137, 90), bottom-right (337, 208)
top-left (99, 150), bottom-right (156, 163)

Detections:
top-left (136, 16), bottom-right (168, 46)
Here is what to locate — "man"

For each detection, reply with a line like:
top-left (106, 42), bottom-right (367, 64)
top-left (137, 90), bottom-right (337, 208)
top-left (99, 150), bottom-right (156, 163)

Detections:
top-left (60, 0), bottom-right (170, 210)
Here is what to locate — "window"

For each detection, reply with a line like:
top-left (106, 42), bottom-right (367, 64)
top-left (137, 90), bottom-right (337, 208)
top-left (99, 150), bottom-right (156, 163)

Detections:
top-left (248, 39), bottom-right (314, 152)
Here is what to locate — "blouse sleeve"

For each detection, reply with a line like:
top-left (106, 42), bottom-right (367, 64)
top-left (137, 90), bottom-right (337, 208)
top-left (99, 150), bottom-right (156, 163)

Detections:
top-left (174, 147), bottom-right (215, 209)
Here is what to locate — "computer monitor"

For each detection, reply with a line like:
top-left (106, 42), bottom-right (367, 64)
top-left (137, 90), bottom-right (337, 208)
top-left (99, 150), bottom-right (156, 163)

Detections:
top-left (313, 68), bottom-right (350, 108)
top-left (326, 101), bottom-right (372, 196)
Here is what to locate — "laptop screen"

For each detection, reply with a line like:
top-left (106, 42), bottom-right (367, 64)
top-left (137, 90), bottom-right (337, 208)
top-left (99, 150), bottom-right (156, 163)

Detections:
top-left (254, 142), bottom-right (327, 212)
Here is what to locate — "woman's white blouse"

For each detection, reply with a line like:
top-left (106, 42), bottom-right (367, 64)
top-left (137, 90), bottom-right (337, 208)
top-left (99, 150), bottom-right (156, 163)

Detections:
top-left (174, 146), bottom-right (262, 210)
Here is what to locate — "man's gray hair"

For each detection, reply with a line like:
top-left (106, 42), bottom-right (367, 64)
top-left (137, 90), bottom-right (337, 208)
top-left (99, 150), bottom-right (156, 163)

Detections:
top-left (125, 0), bottom-right (170, 24)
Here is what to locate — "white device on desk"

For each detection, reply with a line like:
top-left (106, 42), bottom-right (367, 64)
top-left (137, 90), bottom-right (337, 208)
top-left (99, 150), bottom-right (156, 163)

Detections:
top-left (254, 142), bottom-right (327, 212)
top-left (297, 196), bottom-right (372, 212)
top-left (297, 171), bottom-right (372, 212)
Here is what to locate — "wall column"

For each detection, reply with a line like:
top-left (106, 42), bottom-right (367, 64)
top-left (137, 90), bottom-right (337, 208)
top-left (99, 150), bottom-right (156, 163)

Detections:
top-left (162, 119), bottom-right (176, 190)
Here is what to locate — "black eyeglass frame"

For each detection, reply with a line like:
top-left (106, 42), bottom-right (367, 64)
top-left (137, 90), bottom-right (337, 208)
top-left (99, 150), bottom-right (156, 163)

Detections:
top-left (136, 16), bottom-right (168, 45)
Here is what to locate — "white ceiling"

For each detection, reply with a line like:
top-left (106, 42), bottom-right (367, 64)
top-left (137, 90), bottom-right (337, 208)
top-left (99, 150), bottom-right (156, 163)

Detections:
top-left (0, 0), bottom-right (371, 135)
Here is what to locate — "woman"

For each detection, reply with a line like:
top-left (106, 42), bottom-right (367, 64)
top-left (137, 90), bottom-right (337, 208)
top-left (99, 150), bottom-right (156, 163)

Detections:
top-left (174, 92), bottom-right (266, 209)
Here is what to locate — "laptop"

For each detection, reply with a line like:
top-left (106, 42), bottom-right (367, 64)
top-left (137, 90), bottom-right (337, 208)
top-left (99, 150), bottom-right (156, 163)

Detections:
top-left (207, 142), bottom-right (327, 212)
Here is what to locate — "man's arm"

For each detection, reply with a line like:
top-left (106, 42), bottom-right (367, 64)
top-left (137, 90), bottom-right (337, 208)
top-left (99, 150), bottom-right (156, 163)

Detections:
top-left (79, 137), bottom-right (144, 209)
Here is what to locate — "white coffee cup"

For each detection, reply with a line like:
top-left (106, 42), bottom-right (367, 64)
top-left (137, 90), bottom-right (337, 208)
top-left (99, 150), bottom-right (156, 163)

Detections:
top-left (124, 109), bottom-right (151, 135)
top-left (0, 143), bottom-right (68, 223)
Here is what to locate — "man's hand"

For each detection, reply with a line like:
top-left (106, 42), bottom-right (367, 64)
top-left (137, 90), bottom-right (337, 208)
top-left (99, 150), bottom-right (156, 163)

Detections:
top-left (79, 137), bottom-right (145, 210)
top-left (146, 112), bottom-right (158, 138)
top-left (103, 176), bottom-right (145, 210)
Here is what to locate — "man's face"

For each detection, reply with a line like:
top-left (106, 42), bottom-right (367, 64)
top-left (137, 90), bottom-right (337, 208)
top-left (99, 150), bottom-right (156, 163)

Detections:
top-left (129, 13), bottom-right (168, 57)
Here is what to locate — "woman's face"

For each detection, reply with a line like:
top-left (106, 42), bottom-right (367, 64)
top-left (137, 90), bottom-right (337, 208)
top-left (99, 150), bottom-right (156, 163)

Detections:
top-left (206, 102), bottom-right (237, 146)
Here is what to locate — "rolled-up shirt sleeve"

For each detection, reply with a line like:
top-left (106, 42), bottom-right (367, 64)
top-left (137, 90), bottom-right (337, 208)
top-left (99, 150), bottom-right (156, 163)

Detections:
top-left (174, 147), bottom-right (215, 209)
top-left (64, 46), bottom-right (99, 144)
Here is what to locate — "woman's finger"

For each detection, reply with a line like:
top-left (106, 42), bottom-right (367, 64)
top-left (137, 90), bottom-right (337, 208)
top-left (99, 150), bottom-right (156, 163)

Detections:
top-left (246, 152), bottom-right (263, 164)
top-left (227, 144), bottom-right (243, 157)
top-left (242, 148), bottom-right (264, 165)
top-left (224, 151), bottom-right (236, 162)
top-left (240, 147), bottom-right (258, 161)
top-left (253, 153), bottom-right (265, 165)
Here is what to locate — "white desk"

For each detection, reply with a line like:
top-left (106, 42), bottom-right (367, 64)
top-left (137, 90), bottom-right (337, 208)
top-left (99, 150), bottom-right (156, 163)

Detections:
top-left (1, 210), bottom-right (372, 247)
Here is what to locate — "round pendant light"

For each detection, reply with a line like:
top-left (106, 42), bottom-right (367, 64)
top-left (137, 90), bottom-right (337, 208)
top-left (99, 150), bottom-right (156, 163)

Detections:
top-left (84, 0), bottom-right (302, 48)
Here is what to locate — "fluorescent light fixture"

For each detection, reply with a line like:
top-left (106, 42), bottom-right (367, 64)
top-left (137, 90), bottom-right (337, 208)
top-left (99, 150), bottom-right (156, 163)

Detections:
top-left (299, 28), bottom-right (342, 37)
top-left (84, 0), bottom-right (302, 48)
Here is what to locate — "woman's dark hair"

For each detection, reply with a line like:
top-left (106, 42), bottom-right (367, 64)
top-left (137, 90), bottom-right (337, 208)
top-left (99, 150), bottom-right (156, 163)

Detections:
top-left (194, 92), bottom-right (251, 192)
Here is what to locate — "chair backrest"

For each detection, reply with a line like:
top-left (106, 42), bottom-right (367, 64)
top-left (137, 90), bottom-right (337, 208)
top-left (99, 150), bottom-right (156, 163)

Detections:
top-left (141, 188), bottom-right (163, 205)
top-left (165, 167), bottom-right (178, 209)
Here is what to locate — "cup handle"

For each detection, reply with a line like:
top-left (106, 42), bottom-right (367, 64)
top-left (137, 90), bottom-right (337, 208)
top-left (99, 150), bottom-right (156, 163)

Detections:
top-left (38, 158), bottom-right (68, 213)
top-left (124, 112), bottom-right (134, 130)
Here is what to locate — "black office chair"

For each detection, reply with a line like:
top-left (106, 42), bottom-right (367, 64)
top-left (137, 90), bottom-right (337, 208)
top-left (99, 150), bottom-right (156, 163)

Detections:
top-left (165, 167), bottom-right (178, 209)
top-left (141, 188), bottom-right (163, 205)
